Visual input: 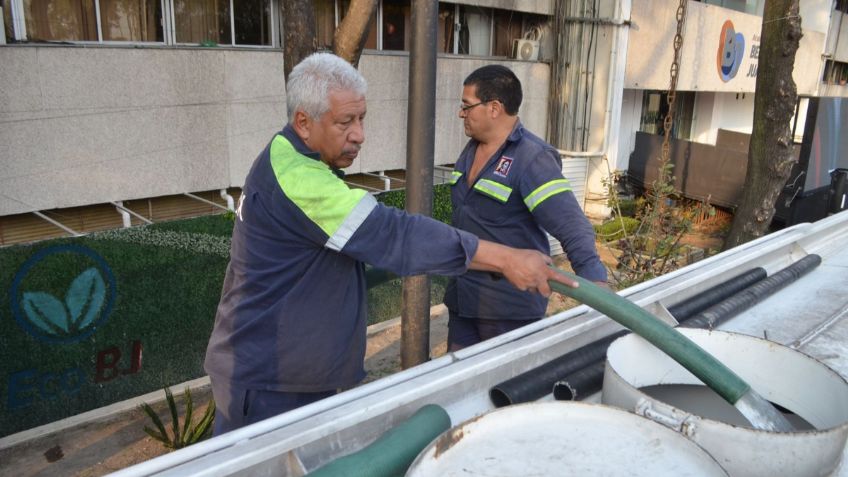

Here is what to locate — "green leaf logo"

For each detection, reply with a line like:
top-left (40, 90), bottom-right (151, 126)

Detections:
top-left (11, 245), bottom-right (116, 344)
top-left (22, 292), bottom-right (69, 335)
top-left (20, 268), bottom-right (106, 338)
top-left (66, 268), bottom-right (106, 332)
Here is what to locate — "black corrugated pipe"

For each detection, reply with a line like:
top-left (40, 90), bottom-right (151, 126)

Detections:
top-left (493, 269), bottom-right (765, 405)
top-left (667, 268), bottom-right (767, 321)
top-left (401, 1), bottom-right (438, 369)
top-left (680, 254), bottom-right (822, 330)
top-left (552, 361), bottom-right (606, 401)
top-left (548, 255), bottom-right (823, 403)
top-left (489, 330), bottom-right (628, 407)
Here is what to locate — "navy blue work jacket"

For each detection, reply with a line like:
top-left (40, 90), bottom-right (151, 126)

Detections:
top-left (205, 126), bottom-right (478, 392)
top-left (444, 121), bottom-right (606, 320)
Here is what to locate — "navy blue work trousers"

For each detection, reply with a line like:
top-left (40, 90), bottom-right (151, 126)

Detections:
top-left (447, 312), bottom-right (539, 351)
top-left (211, 378), bottom-right (336, 435)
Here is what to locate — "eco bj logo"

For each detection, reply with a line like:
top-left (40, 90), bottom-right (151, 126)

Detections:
top-left (10, 245), bottom-right (117, 344)
top-left (717, 20), bottom-right (745, 82)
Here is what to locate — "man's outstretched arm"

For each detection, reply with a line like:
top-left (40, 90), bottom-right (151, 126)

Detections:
top-left (469, 240), bottom-right (578, 297)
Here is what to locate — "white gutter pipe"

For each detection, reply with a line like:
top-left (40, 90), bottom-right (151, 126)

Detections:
top-left (558, 0), bottom-right (631, 168)
top-left (115, 202), bottom-right (131, 228)
top-left (113, 201), bottom-right (153, 227)
top-left (220, 189), bottom-right (235, 212)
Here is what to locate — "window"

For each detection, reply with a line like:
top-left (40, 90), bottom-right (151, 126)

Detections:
top-left (823, 60), bottom-right (848, 85)
top-left (4, 0), bottom-right (274, 45)
top-left (492, 9), bottom-right (522, 58)
top-left (694, 0), bottom-right (760, 15)
top-left (492, 8), bottom-right (546, 58)
top-left (233, 0), bottom-right (271, 45)
top-left (101, 0), bottom-right (162, 42)
top-left (437, 3), bottom-right (454, 53)
top-left (456, 5), bottom-right (547, 57)
top-left (314, 0), bottom-right (335, 49)
top-left (312, 0), bottom-right (549, 57)
top-left (381, 0), bottom-right (408, 51)
top-left (170, 0), bottom-right (273, 45)
top-left (174, 0), bottom-right (229, 44)
top-left (457, 5), bottom-right (489, 56)
top-left (23, 0), bottom-right (98, 41)
top-left (639, 90), bottom-right (696, 140)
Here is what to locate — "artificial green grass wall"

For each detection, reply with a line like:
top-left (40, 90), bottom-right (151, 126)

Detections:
top-left (0, 185), bottom-right (454, 437)
top-left (0, 217), bottom-right (232, 437)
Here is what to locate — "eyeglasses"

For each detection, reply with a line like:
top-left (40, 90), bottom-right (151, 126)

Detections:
top-left (459, 100), bottom-right (491, 113)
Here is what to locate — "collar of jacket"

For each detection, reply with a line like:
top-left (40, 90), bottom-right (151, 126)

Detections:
top-left (281, 124), bottom-right (345, 179)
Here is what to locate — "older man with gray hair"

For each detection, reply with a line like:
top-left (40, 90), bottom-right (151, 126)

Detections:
top-left (204, 53), bottom-right (574, 434)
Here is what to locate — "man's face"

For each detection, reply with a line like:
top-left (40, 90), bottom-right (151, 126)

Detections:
top-left (459, 84), bottom-right (490, 139)
top-left (304, 89), bottom-right (366, 169)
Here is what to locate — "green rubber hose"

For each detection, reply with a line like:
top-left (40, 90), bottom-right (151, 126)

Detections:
top-left (547, 267), bottom-right (751, 405)
top-left (305, 404), bottom-right (451, 477)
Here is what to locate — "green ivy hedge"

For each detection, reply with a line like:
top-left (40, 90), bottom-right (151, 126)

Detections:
top-left (0, 186), bottom-right (454, 437)
top-left (594, 216), bottom-right (640, 242)
top-left (374, 184), bottom-right (453, 224)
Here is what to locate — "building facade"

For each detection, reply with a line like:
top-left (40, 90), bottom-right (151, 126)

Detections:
top-left (2, 0), bottom-right (848, 242)
top-left (0, 0), bottom-right (553, 242)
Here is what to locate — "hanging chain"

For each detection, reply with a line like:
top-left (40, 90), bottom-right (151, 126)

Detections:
top-left (659, 0), bottom-right (688, 180)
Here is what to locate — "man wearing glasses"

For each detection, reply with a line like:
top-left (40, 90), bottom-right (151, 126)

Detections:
top-left (445, 65), bottom-right (608, 351)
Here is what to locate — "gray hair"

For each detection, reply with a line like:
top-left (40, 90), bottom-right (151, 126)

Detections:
top-left (286, 53), bottom-right (367, 121)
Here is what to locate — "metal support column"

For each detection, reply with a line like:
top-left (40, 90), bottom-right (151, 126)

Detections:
top-left (401, 0), bottom-right (438, 369)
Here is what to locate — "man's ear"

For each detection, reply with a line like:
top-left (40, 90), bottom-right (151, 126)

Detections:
top-left (292, 110), bottom-right (312, 141)
top-left (490, 100), bottom-right (504, 119)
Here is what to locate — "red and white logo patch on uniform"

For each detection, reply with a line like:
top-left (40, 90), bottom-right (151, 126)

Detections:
top-left (493, 156), bottom-right (513, 178)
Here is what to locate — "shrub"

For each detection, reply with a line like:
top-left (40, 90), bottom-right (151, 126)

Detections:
top-left (594, 217), bottom-right (640, 242)
top-left (140, 387), bottom-right (215, 450)
top-left (375, 184), bottom-right (453, 225)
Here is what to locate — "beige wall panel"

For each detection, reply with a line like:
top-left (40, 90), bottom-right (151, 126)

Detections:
top-left (0, 47), bottom-right (42, 116)
top-left (799, 0), bottom-right (833, 34)
top-left (0, 46), bottom-right (547, 217)
top-left (0, 47), bottom-right (284, 216)
top-left (451, 0), bottom-right (552, 15)
top-left (222, 50), bottom-right (286, 186)
top-left (356, 54), bottom-right (550, 173)
top-left (356, 53), bottom-right (412, 174)
top-left (626, 0), bottom-right (825, 95)
top-left (222, 50), bottom-right (286, 187)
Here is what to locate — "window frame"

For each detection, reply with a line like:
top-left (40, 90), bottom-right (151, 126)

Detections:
top-left (5, 0), bottom-right (279, 47)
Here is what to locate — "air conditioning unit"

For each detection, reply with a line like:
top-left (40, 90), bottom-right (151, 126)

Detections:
top-left (512, 39), bottom-right (540, 61)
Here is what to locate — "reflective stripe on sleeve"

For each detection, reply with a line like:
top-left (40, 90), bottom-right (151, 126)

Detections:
top-left (270, 135), bottom-right (374, 247)
top-left (325, 194), bottom-right (377, 251)
top-left (473, 179), bottom-right (512, 203)
top-left (523, 179), bottom-right (572, 212)
top-left (448, 170), bottom-right (463, 185)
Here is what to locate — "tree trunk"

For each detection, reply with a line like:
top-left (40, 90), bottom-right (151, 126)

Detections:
top-left (281, 0), bottom-right (317, 81)
top-left (723, 0), bottom-right (802, 250)
top-left (333, 0), bottom-right (378, 68)
top-left (281, 0), bottom-right (377, 80)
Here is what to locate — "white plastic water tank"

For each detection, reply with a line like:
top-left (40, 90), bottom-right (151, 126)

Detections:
top-left (603, 328), bottom-right (848, 476)
top-left (406, 401), bottom-right (727, 476)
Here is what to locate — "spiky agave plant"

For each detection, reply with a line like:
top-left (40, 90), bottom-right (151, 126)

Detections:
top-left (140, 386), bottom-right (215, 450)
